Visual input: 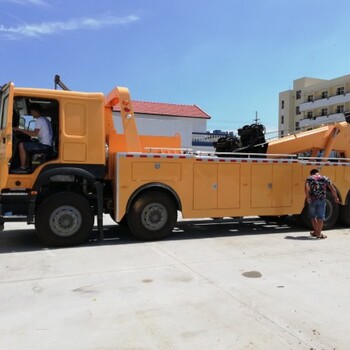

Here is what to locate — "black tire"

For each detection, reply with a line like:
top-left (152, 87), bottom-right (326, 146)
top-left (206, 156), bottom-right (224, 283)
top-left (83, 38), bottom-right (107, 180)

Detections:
top-left (299, 192), bottom-right (339, 230)
top-left (299, 205), bottom-right (311, 229)
top-left (35, 192), bottom-right (94, 247)
top-left (118, 215), bottom-right (128, 227)
top-left (127, 190), bottom-right (177, 241)
top-left (339, 202), bottom-right (350, 226)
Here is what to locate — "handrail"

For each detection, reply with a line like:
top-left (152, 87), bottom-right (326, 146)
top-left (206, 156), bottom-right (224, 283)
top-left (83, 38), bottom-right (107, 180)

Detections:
top-left (198, 151), bottom-right (298, 159)
top-left (144, 147), bottom-right (193, 152)
top-left (121, 149), bottom-right (350, 165)
top-left (299, 156), bottom-right (350, 162)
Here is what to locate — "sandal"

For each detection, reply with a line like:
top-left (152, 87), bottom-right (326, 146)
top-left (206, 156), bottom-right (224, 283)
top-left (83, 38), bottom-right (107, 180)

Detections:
top-left (310, 231), bottom-right (317, 237)
top-left (316, 234), bottom-right (327, 239)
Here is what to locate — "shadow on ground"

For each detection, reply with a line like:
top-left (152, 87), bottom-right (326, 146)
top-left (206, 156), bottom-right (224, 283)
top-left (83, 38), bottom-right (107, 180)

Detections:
top-left (0, 216), bottom-right (328, 254)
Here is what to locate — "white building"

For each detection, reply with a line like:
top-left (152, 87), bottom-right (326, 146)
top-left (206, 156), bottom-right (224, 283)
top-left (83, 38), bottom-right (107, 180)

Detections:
top-left (279, 74), bottom-right (350, 136)
top-left (113, 100), bottom-right (212, 150)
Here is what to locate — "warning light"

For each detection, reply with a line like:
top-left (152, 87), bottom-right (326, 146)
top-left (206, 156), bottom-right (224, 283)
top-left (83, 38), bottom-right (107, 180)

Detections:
top-left (110, 97), bottom-right (119, 106)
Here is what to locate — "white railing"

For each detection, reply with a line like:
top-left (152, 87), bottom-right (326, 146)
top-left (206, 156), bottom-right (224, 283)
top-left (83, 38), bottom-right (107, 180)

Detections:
top-left (299, 91), bottom-right (350, 111)
top-left (299, 113), bottom-right (345, 128)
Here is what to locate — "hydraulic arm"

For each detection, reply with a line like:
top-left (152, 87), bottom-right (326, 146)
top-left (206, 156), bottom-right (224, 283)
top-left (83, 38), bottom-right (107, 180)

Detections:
top-left (267, 121), bottom-right (350, 158)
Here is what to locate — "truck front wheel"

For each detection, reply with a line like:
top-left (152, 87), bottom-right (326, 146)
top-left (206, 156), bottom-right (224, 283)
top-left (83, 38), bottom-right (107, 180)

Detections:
top-left (127, 190), bottom-right (177, 241)
top-left (35, 192), bottom-right (94, 247)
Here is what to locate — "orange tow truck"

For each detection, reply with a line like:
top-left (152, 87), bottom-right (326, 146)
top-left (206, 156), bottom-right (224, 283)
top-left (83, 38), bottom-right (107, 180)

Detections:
top-left (1, 76), bottom-right (349, 246)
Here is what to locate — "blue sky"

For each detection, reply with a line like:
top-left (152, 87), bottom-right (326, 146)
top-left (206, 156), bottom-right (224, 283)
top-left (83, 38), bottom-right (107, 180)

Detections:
top-left (1, 0), bottom-right (350, 133)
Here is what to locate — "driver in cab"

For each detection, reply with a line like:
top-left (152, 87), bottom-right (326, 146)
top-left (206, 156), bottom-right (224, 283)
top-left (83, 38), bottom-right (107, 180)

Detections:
top-left (12, 103), bottom-right (53, 173)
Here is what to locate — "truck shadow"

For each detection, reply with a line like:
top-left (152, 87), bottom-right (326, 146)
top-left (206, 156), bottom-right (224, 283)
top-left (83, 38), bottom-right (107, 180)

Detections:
top-left (0, 217), bottom-right (331, 253)
top-left (89, 217), bottom-right (311, 245)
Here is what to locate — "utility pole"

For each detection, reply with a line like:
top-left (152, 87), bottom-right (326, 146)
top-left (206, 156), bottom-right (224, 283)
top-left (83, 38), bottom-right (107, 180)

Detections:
top-left (254, 111), bottom-right (260, 124)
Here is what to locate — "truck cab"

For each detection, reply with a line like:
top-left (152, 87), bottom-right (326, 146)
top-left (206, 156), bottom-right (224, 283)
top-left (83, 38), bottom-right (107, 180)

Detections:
top-left (0, 81), bottom-right (107, 245)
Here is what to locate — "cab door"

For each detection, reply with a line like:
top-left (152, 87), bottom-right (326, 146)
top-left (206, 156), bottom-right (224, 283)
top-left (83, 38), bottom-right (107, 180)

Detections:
top-left (0, 83), bottom-right (14, 189)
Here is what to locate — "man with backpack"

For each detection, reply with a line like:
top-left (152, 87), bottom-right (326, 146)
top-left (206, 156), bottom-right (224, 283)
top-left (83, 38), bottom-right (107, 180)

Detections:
top-left (305, 168), bottom-right (340, 239)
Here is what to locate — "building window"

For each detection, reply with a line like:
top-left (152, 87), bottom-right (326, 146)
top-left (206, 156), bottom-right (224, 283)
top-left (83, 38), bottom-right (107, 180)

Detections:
top-left (321, 91), bottom-right (328, 99)
top-left (296, 90), bottom-right (301, 99)
top-left (336, 87), bottom-right (345, 95)
top-left (280, 130), bottom-right (284, 137)
top-left (281, 115), bottom-right (284, 124)
top-left (307, 95), bottom-right (313, 102)
top-left (307, 111), bottom-right (313, 119)
top-left (281, 100), bottom-right (285, 109)
top-left (295, 121), bottom-right (300, 131)
top-left (321, 108), bottom-right (328, 116)
top-left (296, 106), bottom-right (300, 115)
top-left (336, 105), bottom-right (344, 113)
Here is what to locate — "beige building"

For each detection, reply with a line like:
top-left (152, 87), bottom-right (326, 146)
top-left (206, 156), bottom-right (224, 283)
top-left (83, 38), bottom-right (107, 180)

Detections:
top-left (279, 74), bottom-right (350, 137)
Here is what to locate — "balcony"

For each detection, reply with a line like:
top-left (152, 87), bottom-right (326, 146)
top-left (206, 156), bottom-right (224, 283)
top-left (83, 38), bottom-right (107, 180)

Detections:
top-left (299, 92), bottom-right (350, 112)
top-left (299, 112), bottom-right (345, 128)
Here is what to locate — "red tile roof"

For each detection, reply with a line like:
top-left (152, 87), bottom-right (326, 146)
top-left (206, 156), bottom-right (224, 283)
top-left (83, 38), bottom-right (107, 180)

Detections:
top-left (113, 100), bottom-right (211, 119)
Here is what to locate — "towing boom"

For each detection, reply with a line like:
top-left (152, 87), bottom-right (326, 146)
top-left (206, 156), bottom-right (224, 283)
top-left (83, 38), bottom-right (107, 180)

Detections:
top-left (267, 122), bottom-right (349, 158)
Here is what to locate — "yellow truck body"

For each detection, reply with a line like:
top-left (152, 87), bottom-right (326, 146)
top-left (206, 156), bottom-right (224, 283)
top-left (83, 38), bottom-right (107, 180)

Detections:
top-left (115, 152), bottom-right (350, 220)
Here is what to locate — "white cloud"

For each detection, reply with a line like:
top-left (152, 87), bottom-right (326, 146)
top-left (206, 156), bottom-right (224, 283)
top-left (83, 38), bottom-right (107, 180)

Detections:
top-left (0, 0), bottom-right (48, 5)
top-left (0, 14), bottom-right (139, 40)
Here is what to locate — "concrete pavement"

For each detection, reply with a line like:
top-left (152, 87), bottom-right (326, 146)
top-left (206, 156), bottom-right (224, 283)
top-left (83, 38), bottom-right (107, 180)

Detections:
top-left (1, 216), bottom-right (349, 349)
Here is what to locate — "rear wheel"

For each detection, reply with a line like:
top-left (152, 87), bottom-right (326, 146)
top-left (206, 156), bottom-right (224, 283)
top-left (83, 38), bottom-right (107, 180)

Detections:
top-left (117, 215), bottom-right (128, 227)
top-left (339, 202), bottom-right (350, 226)
top-left (35, 192), bottom-right (94, 247)
top-left (127, 190), bottom-right (177, 241)
top-left (299, 192), bottom-right (339, 230)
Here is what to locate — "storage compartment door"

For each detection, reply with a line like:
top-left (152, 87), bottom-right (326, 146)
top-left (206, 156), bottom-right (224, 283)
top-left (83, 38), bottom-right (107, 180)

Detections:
top-left (251, 164), bottom-right (272, 208)
top-left (193, 163), bottom-right (217, 210)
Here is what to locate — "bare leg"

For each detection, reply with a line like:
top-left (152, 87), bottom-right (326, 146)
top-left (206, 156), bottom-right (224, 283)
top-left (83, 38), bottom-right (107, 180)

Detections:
top-left (311, 218), bottom-right (318, 236)
top-left (18, 143), bottom-right (27, 168)
top-left (317, 219), bottom-right (324, 237)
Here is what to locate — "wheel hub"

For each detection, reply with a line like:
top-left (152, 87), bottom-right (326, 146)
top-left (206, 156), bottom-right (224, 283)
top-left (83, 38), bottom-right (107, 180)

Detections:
top-left (142, 204), bottom-right (167, 231)
top-left (49, 206), bottom-right (82, 237)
